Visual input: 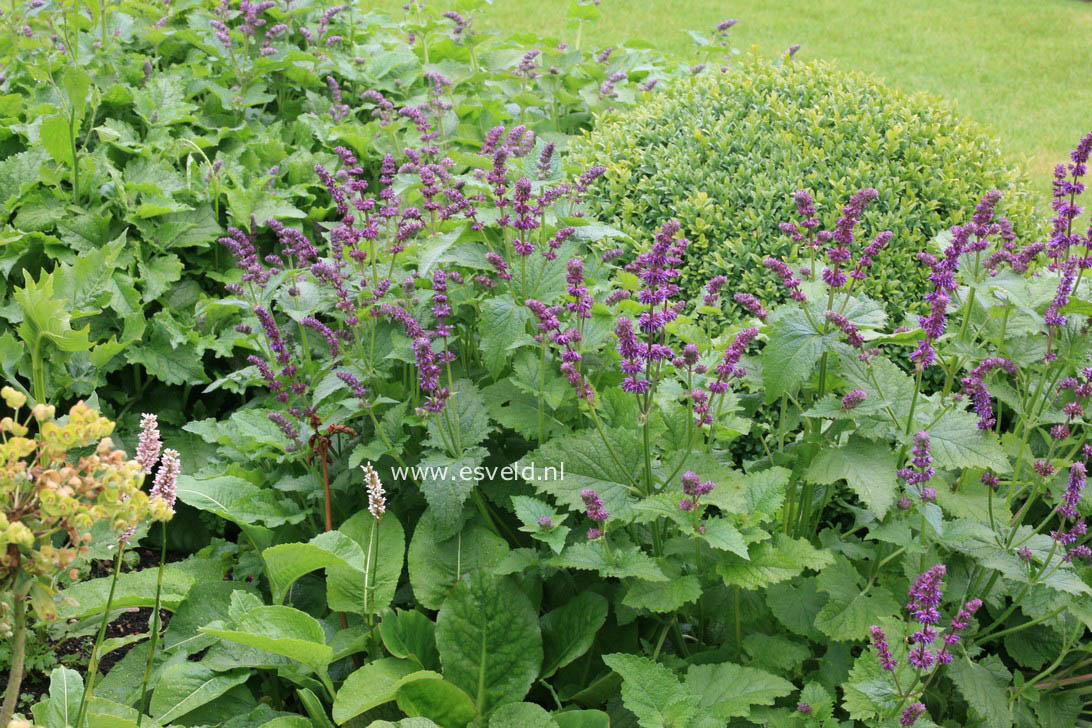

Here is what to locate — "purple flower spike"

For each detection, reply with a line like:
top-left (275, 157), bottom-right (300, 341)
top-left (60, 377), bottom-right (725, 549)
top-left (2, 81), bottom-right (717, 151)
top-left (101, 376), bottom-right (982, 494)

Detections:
top-left (907, 563), bottom-right (946, 626)
top-left (869, 625), bottom-right (897, 671)
top-left (580, 489), bottom-right (609, 523)
top-left (1059, 461), bottom-right (1086, 519)
top-left (900, 703), bottom-right (927, 726)
top-left (842, 389), bottom-right (867, 411)
top-left (732, 293), bottom-right (768, 321)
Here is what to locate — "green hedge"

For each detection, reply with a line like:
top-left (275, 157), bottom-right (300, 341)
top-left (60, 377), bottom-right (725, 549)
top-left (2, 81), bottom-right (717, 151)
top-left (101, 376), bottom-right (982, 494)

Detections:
top-left (571, 59), bottom-right (1039, 314)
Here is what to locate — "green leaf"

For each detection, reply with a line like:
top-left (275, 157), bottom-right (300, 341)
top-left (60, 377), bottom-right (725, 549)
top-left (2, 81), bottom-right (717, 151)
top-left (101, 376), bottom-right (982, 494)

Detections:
top-left (418, 228), bottom-right (464, 275)
top-left (601, 653), bottom-right (698, 728)
top-left (396, 678), bottom-right (478, 728)
top-left (297, 688), bottom-right (337, 728)
top-left (44, 667), bottom-right (83, 728)
top-left (436, 572), bottom-right (543, 716)
top-left (622, 575), bottom-right (702, 614)
top-left (806, 436), bottom-right (898, 518)
top-left (762, 308), bottom-right (833, 403)
top-left (813, 556), bottom-right (900, 641)
top-left (60, 66), bottom-right (91, 121)
top-left (479, 295), bottom-right (532, 378)
top-left (540, 591), bottom-right (608, 678)
top-left (685, 662), bottom-right (795, 720)
top-left (83, 697), bottom-right (140, 728)
top-left (765, 578), bottom-right (825, 641)
top-left (139, 254), bottom-right (184, 303)
top-left (332, 658), bottom-right (422, 724)
top-left (524, 428), bottom-right (640, 519)
top-left (928, 408), bottom-right (1010, 474)
top-left (40, 114), bottom-right (75, 167)
top-left (947, 655), bottom-right (1013, 728)
top-left (14, 268), bottom-right (93, 352)
top-left (380, 609), bottom-right (440, 671)
top-left (697, 519), bottom-right (748, 558)
top-left (416, 449), bottom-right (487, 541)
top-left (328, 509), bottom-right (405, 616)
top-left (717, 534), bottom-right (833, 589)
top-left (511, 496), bottom-right (570, 554)
top-left (552, 711), bottom-right (609, 728)
top-left (408, 517), bottom-right (509, 610)
top-left (163, 581), bottom-right (259, 655)
top-left (176, 473), bottom-right (301, 530)
top-left (742, 634), bottom-right (811, 675)
top-left (488, 703), bottom-right (559, 728)
top-left (426, 379), bottom-right (491, 452)
top-left (262, 531), bottom-right (364, 605)
top-left (150, 664), bottom-right (250, 725)
top-left (200, 605), bottom-right (333, 675)
top-left (1034, 692), bottom-right (1083, 728)
top-left (58, 556), bottom-right (223, 620)
top-left (547, 542), bottom-right (667, 581)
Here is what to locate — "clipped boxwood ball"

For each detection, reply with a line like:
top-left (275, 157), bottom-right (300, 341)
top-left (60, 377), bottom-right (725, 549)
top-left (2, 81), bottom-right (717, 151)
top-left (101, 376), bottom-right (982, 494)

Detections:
top-left (571, 59), bottom-right (1038, 314)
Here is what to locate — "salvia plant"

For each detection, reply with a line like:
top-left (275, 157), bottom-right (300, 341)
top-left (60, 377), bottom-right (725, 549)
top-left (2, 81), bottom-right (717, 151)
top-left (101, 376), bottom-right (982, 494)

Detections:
top-left (2, 0), bottom-right (1092, 726)
top-left (44, 115), bottom-right (1081, 727)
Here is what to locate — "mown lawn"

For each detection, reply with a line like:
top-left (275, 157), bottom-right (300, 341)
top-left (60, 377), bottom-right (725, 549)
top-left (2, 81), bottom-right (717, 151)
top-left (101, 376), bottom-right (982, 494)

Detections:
top-left (370, 0), bottom-right (1092, 200)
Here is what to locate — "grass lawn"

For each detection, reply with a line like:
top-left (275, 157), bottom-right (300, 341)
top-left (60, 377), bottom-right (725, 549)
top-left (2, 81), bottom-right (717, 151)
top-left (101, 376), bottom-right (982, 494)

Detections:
top-left (369, 0), bottom-right (1092, 200)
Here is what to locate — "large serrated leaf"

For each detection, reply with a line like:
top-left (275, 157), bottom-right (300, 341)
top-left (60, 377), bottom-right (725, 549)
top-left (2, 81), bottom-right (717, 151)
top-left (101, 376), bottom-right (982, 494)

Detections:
top-left (685, 662), bottom-right (795, 719)
top-left (806, 436), bottom-right (898, 518)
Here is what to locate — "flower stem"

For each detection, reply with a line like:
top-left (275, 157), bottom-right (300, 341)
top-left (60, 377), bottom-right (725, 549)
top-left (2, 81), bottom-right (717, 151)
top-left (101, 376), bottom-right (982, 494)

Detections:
top-left (0, 591), bottom-right (26, 727)
top-left (77, 544), bottom-right (126, 727)
top-left (140, 523), bottom-right (168, 716)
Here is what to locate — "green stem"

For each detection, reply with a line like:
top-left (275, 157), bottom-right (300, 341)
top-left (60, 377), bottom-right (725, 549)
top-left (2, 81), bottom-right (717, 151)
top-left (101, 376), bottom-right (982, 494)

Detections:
top-left (140, 523), bottom-right (168, 716)
top-left (77, 544), bottom-right (126, 727)
top-left (0, 592), bottom-right (27, 728)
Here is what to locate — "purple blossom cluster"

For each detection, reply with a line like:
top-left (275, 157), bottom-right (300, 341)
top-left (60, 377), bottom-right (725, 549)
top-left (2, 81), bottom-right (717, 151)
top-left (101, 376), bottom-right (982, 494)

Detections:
top-left (960, 357), bottom-right (1017, 430)
top-left (1045, 132), bottom-right (1092, 270)
top-left (581, 489), bottom-right (608, 540)
top-left (897, 431), bottom-right (936, 503)
top-left (870, 565), bottom-right (983, 726)
top-left (911, 190), bottom-right (1033, 368)
top-left (1052, 462), bottom-right (1090, 563)
top-left (613, 221), bottom-right (689, 397)
top-left (773, 188), bottom-right (891, 299)
top-left (841, 389), bottom-right (867, 411)
top-left (678, 470), bottom-right (715, 512)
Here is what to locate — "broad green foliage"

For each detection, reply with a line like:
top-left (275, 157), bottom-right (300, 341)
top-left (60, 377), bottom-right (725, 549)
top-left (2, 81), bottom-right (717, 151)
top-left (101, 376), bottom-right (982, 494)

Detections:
top-left (6, 0), bottom-right (1092, 725)
top-left (572, 59), bottom-right (1038, 313)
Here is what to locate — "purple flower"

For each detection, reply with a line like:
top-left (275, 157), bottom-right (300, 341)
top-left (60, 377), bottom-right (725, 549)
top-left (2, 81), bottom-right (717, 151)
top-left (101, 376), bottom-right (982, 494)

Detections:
top-left (732, 293), bottom-right (768, 321)
top-left (580, 489), bottom-right (609, 523)
top-left (537, 515), bottom-right (553, 529)
top-left (763, 257), bottom-right (806, 302)
top-left (1059, 461), bottom-right (1086, 519)
top-left (796, 703), bottom-right (811, 715)
top-left (906, 563), bottom-right (946, 627)
top-left (825, 311), bottom-right (864, 347)
top-left (897, 431), bottom-right (935, 489)
top-left (336, 370), bottom-right (368, 400)
top-left (301, 316), bottom-right (340, 357)
top-left (842, 389), bottom-right (868, 411)
top-left (869, 625), bottom-right (897, 671)
top-left (900, 703), bottom-right (927, 726)
top-left (961, 357), bottom-right (1017, 429)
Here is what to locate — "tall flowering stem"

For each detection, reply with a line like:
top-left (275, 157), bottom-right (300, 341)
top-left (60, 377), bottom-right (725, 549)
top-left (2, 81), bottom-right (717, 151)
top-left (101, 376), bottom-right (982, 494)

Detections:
top-left (140, 448), bottom-right (180, 716)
